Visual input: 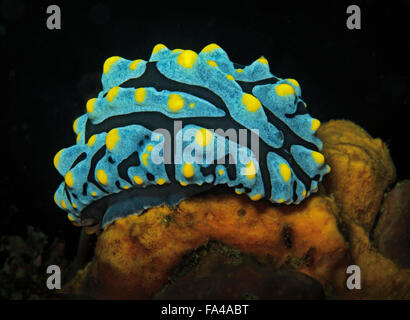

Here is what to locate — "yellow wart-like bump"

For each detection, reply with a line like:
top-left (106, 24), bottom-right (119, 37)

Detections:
top-left (275, 84), bottom-right (295, 97)
top-left (106, 128), bottom-right (119, 151)
top-left (280, 163), bottom-right (291, 182)
top-left (87, 134), bottom-right (97, 147)
top-left (182, 162), bottom-right (195, 178)
top-left (96, 169), bottom-right (108, 185)
top-left (311, 119), bottom-right (321, 131)
top-left (242, 93), bottom-right (261, 112)
top-left (103, 56), bottom-right (121, 74)
top-left (129, 59), bottom-right (142, 70)
top-left (250, 193), bottom-right (262, 201)
top-left (168, 94), bottom-right (184, 112)
top-left (177, 50), bottom-right (198, 68)
top-left (73, 117), bottom-right (79, 133)
top-left (65, 171), bottom-right (74, 188)
top-left (133, 175), bottom-right (143, 185)
top-left (245, 161), bottom-right (257, 180)
top-left (107, 86), bottom-right (119, 103)
top-left (207, 60), bottom-right (218, 67)
top-left (135, 88), bottom-right (146, 103)
top-left (312, 151), bottom-right (325, 165)
top-left (86, 98), bottom-right (96, 113)
top-left (142, 153), bottom-right (149, 166)
top-left (152, 43), bottom-right (167, 54)
top-left (287, 79), bottom-right (300, 87)
top-left (201, 43), bottom-right (221, 53)
top-left (195, 128), bottom-right (213, 147)
top-left (157, 178), bottom-right (166, 185)
top-left (257, 57), bottom-right (268, 64)
top-left (53, 149), bottom-right (64, 169)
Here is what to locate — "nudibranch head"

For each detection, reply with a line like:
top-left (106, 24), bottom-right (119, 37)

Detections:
top-left (53, 43), bottom-right (330, 229)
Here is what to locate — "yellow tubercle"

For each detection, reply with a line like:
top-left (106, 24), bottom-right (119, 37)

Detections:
top-left (182, 162), bottom-right (195, 179)
top-left (195, 128), bottom-right (213, 147)
top-left (142, 153), bottom-right (149, 166)
top-left (168, 94), bottom-right (184, 112)
top-left (135, 88), bottom-right (146, 103)
top-left (275, 84), bottom-right (295, 97)
top-left (87, 134), bottom-right (97, 147)
top-left (280, 163), bottom-right (291, 182)
top-left (177, 50), bottom-right (198, 68)
top-left (312, 151), bottom-right (325, 165)
top-left (146, 145), bottom-right (153, 152)
top-left (257, 57), bottom-right (268, 64)
top-left (133, 175), bottom-right (143, 185)
top-left (250, 194), bottom-right (262, 201)
top-left (103, 56), bottom-right (121, 74)
top-left (152, 43), bottom-right (167, 55)
top-left (311, 119), bottom-right (321, 131)
top-left (242, 93), bottom-right (261, 112)
top-left (65, 171), bottom-right (74, 188)
top-left (73, 117), bottom-right (79, 134)
top-left (53, 149), bottom-right (64, 169)
top-left (180, 181), bottom-right (187, 186)
top-left (86, 98), bottom-right (96, 113)
top-left (61, 200), bottom-right (67, 209)
top-left (218, 169), bottom-right (224, 175)
top-left (107, 86), bottom-right (119, 103)
top-left (189, 103), bottom-right (195, 108)
top-left (236, 69), bottom-right (243, 73)
top-left (207, 60), bottom-right (218, 67)
top-left (226, 74), bottom-right (234, 81)
top-left (106, 128), bottom-right (119, 151)
top-left (129, 59), bottom-right (142, 71)
top-left (245, 161), bottom-right (257, 180)
top-left (96, 169), bottom-right (108, 185)
top-left (201, 43), bottom-right (221, 53)
top-left (157, 178), bottom-right (166, 185)
top-left (287, 78), bottom-right (300, 87)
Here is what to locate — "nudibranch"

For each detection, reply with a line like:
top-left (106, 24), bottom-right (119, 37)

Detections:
top-left (53, 43), bottom-right (330, 229)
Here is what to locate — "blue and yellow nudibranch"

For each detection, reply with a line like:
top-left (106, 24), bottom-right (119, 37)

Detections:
top-left (53, 43), bottom-right (330, 228)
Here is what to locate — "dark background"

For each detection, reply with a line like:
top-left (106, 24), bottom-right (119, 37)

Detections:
top-left (1, 0), bottom-right (409, 257)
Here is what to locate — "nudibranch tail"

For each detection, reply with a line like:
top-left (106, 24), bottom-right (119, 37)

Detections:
top-left (53, 43), bottom-right (330, 228)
